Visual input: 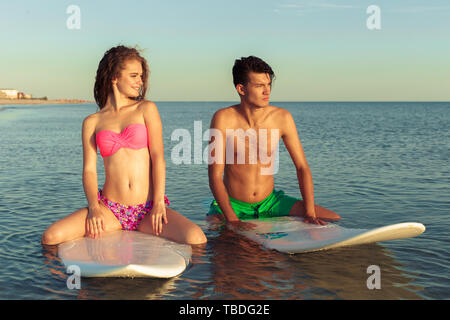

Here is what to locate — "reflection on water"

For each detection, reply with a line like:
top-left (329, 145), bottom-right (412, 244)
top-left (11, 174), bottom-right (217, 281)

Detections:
top-left (78, 277), bottom-right (180, 300)
top-left (34, 204), bottom-right (428, 300)
top-left (41, 242), bottom-right (189, 300)
top-left (288, 246), bottom-right (423, 299)
top-left (202, 222), bottom-right (423, 300)
top-left (2, 102), bottom-right (448, 299)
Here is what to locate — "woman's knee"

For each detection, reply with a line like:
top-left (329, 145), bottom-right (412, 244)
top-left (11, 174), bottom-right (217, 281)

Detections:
top-left (184, 225), bottom-right (207, 245)
top-left (41, 227), bottom-right (64, 246)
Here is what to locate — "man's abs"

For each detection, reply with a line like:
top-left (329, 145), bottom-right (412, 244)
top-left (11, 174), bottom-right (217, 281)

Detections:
top-left (224, 165), bottom-right (274, 203)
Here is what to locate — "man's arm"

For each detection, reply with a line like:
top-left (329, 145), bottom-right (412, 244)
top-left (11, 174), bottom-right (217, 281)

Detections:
top-left (280, 110), bottom-right (317, 218)
top-left (208, 110), bottom-right (240, 222)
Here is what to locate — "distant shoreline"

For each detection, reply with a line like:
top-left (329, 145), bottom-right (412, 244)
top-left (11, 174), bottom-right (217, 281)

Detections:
top-left (0, 99), bottom-right (94, 105)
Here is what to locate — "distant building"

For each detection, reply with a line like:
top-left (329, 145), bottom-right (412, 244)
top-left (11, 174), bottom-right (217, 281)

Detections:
top-left (0, 88), bottom-right (19, 99)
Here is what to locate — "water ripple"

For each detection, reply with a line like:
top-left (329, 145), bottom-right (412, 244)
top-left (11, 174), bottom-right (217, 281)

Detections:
top-left (1, 102), bottom-right (449, 299)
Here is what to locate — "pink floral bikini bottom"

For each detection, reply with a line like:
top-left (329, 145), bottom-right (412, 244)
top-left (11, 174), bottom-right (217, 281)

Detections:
top-left (97, 189), bottom-right (170, 231)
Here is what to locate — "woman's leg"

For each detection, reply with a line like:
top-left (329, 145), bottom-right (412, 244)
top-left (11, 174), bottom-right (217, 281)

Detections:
top-left (137, 207), bottom-right (207, 245)
top-left (41, 202), bottom-right (122, 245)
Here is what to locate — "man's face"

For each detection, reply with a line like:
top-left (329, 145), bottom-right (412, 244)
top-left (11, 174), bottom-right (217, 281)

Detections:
top-left (239, 72), bottom-right (272, 108)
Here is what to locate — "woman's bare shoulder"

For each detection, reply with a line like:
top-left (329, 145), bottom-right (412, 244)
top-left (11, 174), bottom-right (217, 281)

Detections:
top-left (138, 99), bottom-right (157, 111)
top-left (137, 100), bottom-right (161, 123)
top-left (82, 112), bottom-right (101, 130)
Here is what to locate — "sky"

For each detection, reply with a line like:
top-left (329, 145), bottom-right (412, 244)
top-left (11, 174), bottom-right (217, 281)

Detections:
top-left (0, 0), bottom-right (449, 101)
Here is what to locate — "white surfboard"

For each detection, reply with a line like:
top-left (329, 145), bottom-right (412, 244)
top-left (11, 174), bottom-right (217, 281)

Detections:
top-left (229, 217), bottom-right (425, 254)
top-left (58, 231), bottom-right (192, 278)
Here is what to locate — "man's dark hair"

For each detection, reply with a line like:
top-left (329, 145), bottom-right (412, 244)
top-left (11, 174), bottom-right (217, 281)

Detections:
top-left (232, 56), bottom-right (275, 87)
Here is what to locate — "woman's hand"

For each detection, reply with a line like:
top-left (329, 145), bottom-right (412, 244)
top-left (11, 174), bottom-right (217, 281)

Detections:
top-left (151, 200), bottom-right (168, 236)
top-left (86, 204), bottom-right (106, 238)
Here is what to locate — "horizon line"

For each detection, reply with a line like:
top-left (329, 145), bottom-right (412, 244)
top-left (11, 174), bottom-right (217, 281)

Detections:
top-left (135, 100), bottom-right (450, 103)
top-left (75, 100), bottom-right (450, 103)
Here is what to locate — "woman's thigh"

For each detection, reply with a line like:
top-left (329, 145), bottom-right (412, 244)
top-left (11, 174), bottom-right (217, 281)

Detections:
top-left (42, 202), bottom-right (122, 245)
top-left (137, 207), bottom-right (207, 245)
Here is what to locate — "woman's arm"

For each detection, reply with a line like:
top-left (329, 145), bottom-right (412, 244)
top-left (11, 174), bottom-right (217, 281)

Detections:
top-left (82, 115), bottom-right (99, 210)
top-left (142, 101), bottom-right (167, 235)
top-left (81, 114), bottom-right (106, 237)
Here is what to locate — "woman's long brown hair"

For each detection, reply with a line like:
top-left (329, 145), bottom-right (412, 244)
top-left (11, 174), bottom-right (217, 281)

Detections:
top-left (94, 45), bottom-right (150, 109)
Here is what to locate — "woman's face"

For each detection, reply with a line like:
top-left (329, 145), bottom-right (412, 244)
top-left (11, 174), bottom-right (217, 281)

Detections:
top-left (114, 59), bottom-right (144, 98)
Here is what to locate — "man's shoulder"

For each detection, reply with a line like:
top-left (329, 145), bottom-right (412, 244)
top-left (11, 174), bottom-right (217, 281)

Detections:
top-left (214, 104), bottom-right (239, 116)
top-left (267, 105), bottom-right (293, 121)
top-left (211, 105), bottom-right (239, 124)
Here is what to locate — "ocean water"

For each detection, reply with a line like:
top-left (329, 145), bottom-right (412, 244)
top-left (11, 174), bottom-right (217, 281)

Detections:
top-left (0, 101), bottom-right (448, 300)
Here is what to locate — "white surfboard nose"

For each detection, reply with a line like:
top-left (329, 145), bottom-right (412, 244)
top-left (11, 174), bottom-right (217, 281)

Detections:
top-left (390, 222), bottom-right (426, 237)
top-left (414, 222), bottom-right (426, 233)
top-left (233, 217), bottom-right (427, 254)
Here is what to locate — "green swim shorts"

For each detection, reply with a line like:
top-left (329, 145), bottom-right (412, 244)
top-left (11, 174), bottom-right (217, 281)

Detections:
top-left (207, 189), bottom-right (299, 220)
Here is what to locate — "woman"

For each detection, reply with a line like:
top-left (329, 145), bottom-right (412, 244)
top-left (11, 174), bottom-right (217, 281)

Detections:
top-left (42, 45), bottom-right (206, 245)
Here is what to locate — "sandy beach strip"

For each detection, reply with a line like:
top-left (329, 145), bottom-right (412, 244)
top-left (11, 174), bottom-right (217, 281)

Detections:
top-left (0, 99), bottom-right (94, 105)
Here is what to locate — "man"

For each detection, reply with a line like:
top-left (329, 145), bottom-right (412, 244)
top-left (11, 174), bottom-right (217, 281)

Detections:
top-left (207, 56), bottom-right (340, 226)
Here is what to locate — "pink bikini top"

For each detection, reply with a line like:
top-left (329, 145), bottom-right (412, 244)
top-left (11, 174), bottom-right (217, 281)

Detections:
top-left (96, 123), bottom-right (149, 157)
